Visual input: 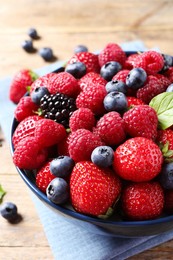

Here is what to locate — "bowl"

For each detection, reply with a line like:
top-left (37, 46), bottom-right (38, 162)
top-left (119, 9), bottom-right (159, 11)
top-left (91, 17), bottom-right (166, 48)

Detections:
top-left (10, 50), bottom-right (173, 238)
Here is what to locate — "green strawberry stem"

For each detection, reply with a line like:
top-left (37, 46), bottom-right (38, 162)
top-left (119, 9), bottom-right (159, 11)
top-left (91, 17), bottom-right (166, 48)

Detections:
top-left (98, 207), bottom-right (114, 219)
top-left (29, 70), bottom-right (39, 81)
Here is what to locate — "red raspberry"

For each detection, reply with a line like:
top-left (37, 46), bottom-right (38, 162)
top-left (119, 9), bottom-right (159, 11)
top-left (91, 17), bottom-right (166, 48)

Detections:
top-left (112, 69), bottom-right (130, 83)
top-left (98, 43), bottom-right (126, 67)
top-left (123, 105), bottom-right (158, 140)
top-left (127, 96), bottom-right (145, 107)
top-left (78, 72), bottom-right (107, 91)
top-left (57, 135), bottom-right (70, 156)
top-left (154, 73), bottom-right (171, 89)
top-left (124, 53), bottom-right (146, 70)
top-left (36, 161), bottom-right (56, 193)
top-left (76, 83), bottom-right (107, 115)
top-left (164, 190), bottom-right (173, 214)
top-left (93, 112), bottom-right (126, 146)
top-left (121, 182), bottom-right (164, 220)
top-left (12, 115), bottom-right (41, 149)
top-left (14, 96), bottom-right (39, 122)
top-left (13, 136), bottom-right (48, 169)
top-left (30, 73), bottom-right (53, 94)
top-left (35, 119), bottom-right (67, 148)
top-left (68, 52), bottom-right (100, 73)
top-left (141, 50), bottom-right (164, 75)
top-left (69, 108), bottom-right (96, 132)
top-left (137, 75), bottom-right (166, 104)
top-left (68, 129), bottom-right (103, 162)
top-left (164, 67), bottom-right (173, 82)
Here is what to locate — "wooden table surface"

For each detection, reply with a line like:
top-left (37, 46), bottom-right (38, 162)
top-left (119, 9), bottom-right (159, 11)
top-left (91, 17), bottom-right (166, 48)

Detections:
top-left (1, 0), bottom-right (173, 259)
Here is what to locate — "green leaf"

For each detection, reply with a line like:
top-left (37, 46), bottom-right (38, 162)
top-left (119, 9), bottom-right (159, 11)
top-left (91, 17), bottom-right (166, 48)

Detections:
top-left (149, 92), bottom-right (173, 130)
top-left (0, 184), bottom-right (6, 204)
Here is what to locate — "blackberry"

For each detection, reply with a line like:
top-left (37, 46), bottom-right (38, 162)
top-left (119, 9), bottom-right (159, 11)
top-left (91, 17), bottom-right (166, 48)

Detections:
top-left (40, 92), bottom-right (76, 128)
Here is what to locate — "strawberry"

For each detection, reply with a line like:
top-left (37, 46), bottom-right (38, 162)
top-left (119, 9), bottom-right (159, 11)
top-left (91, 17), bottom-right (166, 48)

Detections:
top-left (123, 105), bottom-right (158, 140)
top-left (121, 182), bottom-right (164, 220)
top-left (113, 137), bottom-right (163, 182)
top-left (156, 129), bottom-right (173, 159)
top-left (9, 69), bottom-right (38, 104)
top-left (70, 161), bottom-right (121, 217)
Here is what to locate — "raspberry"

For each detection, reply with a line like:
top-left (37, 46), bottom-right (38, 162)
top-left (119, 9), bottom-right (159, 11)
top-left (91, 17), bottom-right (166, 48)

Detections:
top-left (164, 67), bottom-right (173, 82)
top-left (30, 73), bottom-right (54, 94)
top-left (76, 83), bottom-right (107, 115)
top-left (78, 72), bottom-right (107, 91)
top-left (68, 129), bottom-right (103, 162)
top-left (154, 73), bottom-right (171, 89)
top-left (93, 112), bottom-right (126, 146)
top-left (98, 43), bottom-right (126, 67)
top-left (14, 96), bottom-right (38, 122)
top-left (124, 53), bottom-right (146, 70)
top-left (57, 135), bottom-right (70, 156)
top-left (127, 96), bottom-right (145, 107)
top-left (141, 50), bottom-right (164, 75)
top-left (112, 69), bottom-right (130, 83)
top-left (69, 108), bottom-right (96, 132)
top-left (36, 161), bottom-right (55, 193)
top-left (13, 136), bottom-right (48, 169)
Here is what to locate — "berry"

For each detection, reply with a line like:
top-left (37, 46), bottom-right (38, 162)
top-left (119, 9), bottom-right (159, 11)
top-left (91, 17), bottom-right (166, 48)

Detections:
top-left (39, 47), bottom-right (54, 61)
top-left (68, 129), bottom-right (103, 162)
top-left (159, 162), bottom-right (173, 189)
top-left (164, 67), bottom-right (173, 82)
top-left (69, 108), bottom-right (96, 132)
top-left (70, 161), bottom-right (121, 216)
top-left (46, 178), bottom-right (69, 204)
top-left (164, 190), bottom-right (173, 214)
top-left (121, 182), bottom-right (164, 220)
top-left (57, 135), bottom-right (70, 156)
top-left (124, 53), bottom-right (146, 70)
top-left (166, 83), bottom-right (173, 92)
top-left (74, 44), bottom-right (88, 53)
top-left (28, 27), bottom-right (39, 39)
top-left (100, 61), bottom-right (122, 81)
top-left (9, 69), bottom-right (38, 104)
top-left (93, 111), bottom-right (126, 146)
top-left (112, 69), bottom-right (130, 83)
top-left (126, 67), bottom-right (147, 90)
top-left (36, 161), bottom-right (55, 193)
top-left (105, 80), bottom-right (127, 94)
top-left (127, 96), bottom-right (145, 107)
top-left (103, 91), bottom-right (128, 113)
top-left (30, 73), bottom-right (53, 94)
top-left (31, 86), bottom-right (50, 105)
top-left (65, 62), bottom-right (87, 79)
top-left (113, 137), bottom-right (163, 182)
top-left (98, 43), bottom-right (126, 67)
top-left (123, 105), bottom-right (158, 140)
top-left (21, 40), bottom-right (35, 53)
top-left (0, 202), bottom-right (18, 222)
top-left (142, 50), bottom-right (164, 75)
top-left (40, 92), bottom-right (76, 128)
top-left (78, 72), bottom-right (106, 91)
top-left (161, 54), bottom-right (173, 72)
top-left (156, 129), bottom-right (173, 159)
top-left (91, 146), bottom-right (114, 167)
top-left (14, 96), bottom-right (38, 122)
top-left (50, 156), bottom-right (75, 178)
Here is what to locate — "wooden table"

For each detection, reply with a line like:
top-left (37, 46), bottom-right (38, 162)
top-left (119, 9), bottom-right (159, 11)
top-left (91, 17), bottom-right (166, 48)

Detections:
top-left (1, 0), bottom-right (173, 259)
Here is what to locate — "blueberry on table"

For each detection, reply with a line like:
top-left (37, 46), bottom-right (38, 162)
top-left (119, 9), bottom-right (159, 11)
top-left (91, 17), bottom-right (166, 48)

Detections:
top-left (50, 156), bottom-right (75, 178)
top-left (126, 67), bottom-right (147, 90)
top-left (103, 91), bottom-right (128, 113)
top-left (65, 62), bottom-right (87, 79)
top-left (0, 202), bottom-right (20, 222)
top-left (21, 40), bottom-right (36, 53)
top-left (159, 162), bottom-right (173, 189)
top-left (31, 86), bottom-right (50, 105)
top-left (39, 47), bottom-right (55, 61)
top-left (46, 178), bottom-right (69, 204)
top-left (91, 146), bottom-right (114, 167)
top-left (74, 44), bottom-right (88, 53)
top-left (100, 61), bottom-right (122, 81)
top-left (28, 27), bottom-right (40, 39)
top-left (105, 80), bottom-right (127, 94)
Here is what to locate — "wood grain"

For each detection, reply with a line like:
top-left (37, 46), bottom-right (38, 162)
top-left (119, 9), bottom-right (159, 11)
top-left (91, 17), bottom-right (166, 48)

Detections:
top-left (1, 0), bottom-right (173, 259)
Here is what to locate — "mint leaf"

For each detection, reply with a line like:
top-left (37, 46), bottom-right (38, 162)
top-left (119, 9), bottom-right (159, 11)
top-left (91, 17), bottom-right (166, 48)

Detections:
top-left (149, 92), bottom-right (173, 130)
top-left (0, 184), bottom-right (6, 204)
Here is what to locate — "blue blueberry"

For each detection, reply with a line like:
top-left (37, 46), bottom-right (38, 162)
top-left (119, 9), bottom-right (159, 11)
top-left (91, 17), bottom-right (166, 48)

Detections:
top-left (28, 28), bottom-right (39, 39)
top-left (31, 86), bottom-right (49, 105)
top-left (0, 202), bottom-right (18, 221)
top-left (103, 91), bottom-right (128, 113)
top-left (74, 44), bottom-right (88, 53)
top-left (126, 67), bottom-right (147, 90)
top-left (161, 54), bottom-right (173, 72)
top-left (100, 61), bottom-right (122, 81)
top-left (46, 178), bottom-right (69, 204)
top-left (166, 83), bottom-right (173, 92)
top-left (91, 146), bottom-right (114, 167)
top-left (105, 80), bottom-right (127, 94)
top-left (65, 62), bottom-right (87, 79)
top-left (39, 47), bottom-right (54, 61)
top-left (21, 40), bottom-right (35, 53)
top-left (50, 156), bottom-right (75, 178)
top-left (159, 162), bottom-right (173, 189)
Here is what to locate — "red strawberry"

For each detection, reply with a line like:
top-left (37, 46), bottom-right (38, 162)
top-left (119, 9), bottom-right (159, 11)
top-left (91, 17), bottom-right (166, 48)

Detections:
top-left (93, 111), bottom-right (126, 146)
top-left (156, 129), bottom-right (173, 159)
top-left (12, 115), bottom-right (42, 149)
top-left (68, 129), bottom-right (103, 162)
top-left (70, 161), bottom-right (122, 216)
top-left (98, 43), bottom-right (126, 67)
top-left (123, 105), bottom-right (158, 140)
top-left (78, 72), bottom-right (107, 91)
top-left (141, 50), bottom-right (164, 75)
top-left (127, 96), bottom-right (145, 107)
top-left (69, 108), bottom-right (96, 132)
top-left (68, 52), bottom-right (100, 73)
top-left (113, 137), bottom-right (163, 182)
top-left (13, 136), bottom-right (48, 169)
top-left (36, 161), bottom-right (56, 193)
top-left (14, 96), bottom-right (39, 122)
top-left (121, 182), bottom-right (164, 220)
top-left (9, 69), bottom-right (38, 104)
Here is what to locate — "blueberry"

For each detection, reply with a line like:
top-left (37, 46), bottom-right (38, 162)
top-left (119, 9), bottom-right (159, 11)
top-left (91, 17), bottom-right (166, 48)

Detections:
top-left (46, 178), bottom-right (69, 204)
top-left (0, 202), bottom-right (18, 221)
top-left (105, 80), bottom-right (127, 94)
top-left (65, 62), bottom-right (87, 79)
top-left (21, 40), bottom-right (35, 53)
top-left (159, 162), bottom-right (173, 189)
top-left (74, 44), bottom-right (88, 53)
top-left (50, 156), bottom-right (75, 178)
top-left (31, 86), bottom-right (49, 105)
top-left (91, 146), bottom-right (114, 167)
top-left (28, 28), bottom-right (39, 39)
top-left (52, 66), bottom-right (65, 73)
top-left (39, 47), bottom-right (54, 61)
top-left (161, 54), bottom-right (173, 71)
top-left (166, 83), bottom-right (173, 92)
top-left (103, 91), bottom-right (128, 113)
top-left (126, 67), bottom-right (147, 90)
top-left (100, 61), bottom-right (122, 81)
